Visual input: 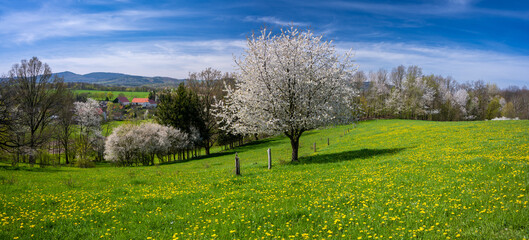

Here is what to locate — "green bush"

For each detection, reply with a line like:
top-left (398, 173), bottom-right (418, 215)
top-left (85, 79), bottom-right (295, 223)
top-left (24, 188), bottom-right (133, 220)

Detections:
top-left (74, 158), bottom-right (95, 168)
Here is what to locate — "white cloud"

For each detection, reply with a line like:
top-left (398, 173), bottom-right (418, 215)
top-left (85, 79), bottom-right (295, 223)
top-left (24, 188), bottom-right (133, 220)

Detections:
top-left (2, 38), bottom-right (527, 88)
top-left (327, 1), bottom-right (529, 20)
top-left (39, 40), bottom-right (246, 78)
top-left (0, 7), bottom-right (188, 43)
top-left (244, 16), bottom-right (309, 27)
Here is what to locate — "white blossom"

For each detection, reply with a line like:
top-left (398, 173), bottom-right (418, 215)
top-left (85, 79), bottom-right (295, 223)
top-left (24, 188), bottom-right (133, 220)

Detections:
top-left (454, 89), bottom-right (469, 114)
top-left (74, 98), bottom-right (102, 134)
top-left (104, 122), bottom-right (189, 165)
top-left (217, 26), bottom-right (357, 162)
top-left (499, 97), bottom-right (506, 109)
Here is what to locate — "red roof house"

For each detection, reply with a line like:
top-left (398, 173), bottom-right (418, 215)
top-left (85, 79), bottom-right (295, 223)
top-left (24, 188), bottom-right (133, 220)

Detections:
top-left (131, 98), bottom-right (156, 107)
top-left (131, 98), bottom-right (149, 104)
top-left (148, 99), bottom-right (157, 107)
top-left (114, 96), bottom-right (130, 106)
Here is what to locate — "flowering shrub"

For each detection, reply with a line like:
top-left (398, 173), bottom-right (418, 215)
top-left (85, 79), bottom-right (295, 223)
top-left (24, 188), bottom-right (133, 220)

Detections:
top-left (104, 122), bottom-right (189, 166)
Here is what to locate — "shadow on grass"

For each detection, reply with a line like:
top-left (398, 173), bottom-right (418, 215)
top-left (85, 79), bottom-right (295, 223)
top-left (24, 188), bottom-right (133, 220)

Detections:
top-left (297, 147), bottom-right (407, 164)
top-left (158, 151), bottom-right (235, 165)
top-left (237, 137), bottom-right (285, 150)
top-left (0, 165), bottom-right (66, 172)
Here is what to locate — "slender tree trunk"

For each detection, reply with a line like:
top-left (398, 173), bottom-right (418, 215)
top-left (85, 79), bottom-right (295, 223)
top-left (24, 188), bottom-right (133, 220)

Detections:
top-left (29, 135), bottom-right (36, 166)
top-left (64, 139), bottom-right (69, 164)
top-left (57, 142), bottom-right (61, 165)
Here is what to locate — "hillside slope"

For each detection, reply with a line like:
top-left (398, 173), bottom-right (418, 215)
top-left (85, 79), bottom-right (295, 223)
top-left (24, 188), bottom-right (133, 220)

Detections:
top-left (54, 71), bottom-right (184, 87)
top-left (1, 120), bottom-right (528, 239)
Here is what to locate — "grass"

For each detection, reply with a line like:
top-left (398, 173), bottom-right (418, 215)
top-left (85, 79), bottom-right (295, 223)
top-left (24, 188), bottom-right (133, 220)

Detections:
top-left (73, 90), bottom-right (149, 100)
top-left (0, 119), bottom-right (528, 239)
top-left (101, 120), bottom-right (130, 137)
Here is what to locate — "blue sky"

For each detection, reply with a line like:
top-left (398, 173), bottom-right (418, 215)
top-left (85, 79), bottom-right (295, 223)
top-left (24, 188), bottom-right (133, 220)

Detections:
top-left (0, 0), bottom-right (528, 87)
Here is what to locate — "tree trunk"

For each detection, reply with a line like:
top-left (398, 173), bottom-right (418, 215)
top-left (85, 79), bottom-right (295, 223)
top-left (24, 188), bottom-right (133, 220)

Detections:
top-left (64, 140), bottom-right (70, 164)
top-left (29, 139), bottom-right (36, 166)
top-left (205, 142), bottom-right (210, 155)
top-left (57, 142), bottom-right (61, 165)
top-left (289, 135), bottom-right (300, 162)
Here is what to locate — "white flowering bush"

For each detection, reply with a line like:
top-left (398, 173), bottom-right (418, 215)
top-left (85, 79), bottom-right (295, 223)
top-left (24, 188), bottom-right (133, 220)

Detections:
top-left (104, 122), bottom-right (189, 166)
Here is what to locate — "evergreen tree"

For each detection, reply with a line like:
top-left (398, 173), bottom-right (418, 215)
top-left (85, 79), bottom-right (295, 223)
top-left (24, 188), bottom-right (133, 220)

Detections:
top-left (156, 84), bottom-right (205, 140)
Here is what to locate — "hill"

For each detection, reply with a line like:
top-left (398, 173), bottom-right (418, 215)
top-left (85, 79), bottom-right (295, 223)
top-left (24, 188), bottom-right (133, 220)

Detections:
top-left (54, 71), bottom-right (185, 87)
top-left (0, 120), bottom-right (528, 239)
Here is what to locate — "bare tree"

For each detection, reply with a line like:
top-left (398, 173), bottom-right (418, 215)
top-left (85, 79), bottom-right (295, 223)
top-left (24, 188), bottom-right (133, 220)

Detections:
top-left (187, 68), bottom-right (226, 155)
top-left (6, 57), bottom-right (68, 165)
top-left (352, 70), bottom-right (367, 93)
top-left (390, 65), bottom-right (406, 90)
top-left (56, 91), bottom-right (75, 164)
top-left (0, 79), bottom-right (15, 150)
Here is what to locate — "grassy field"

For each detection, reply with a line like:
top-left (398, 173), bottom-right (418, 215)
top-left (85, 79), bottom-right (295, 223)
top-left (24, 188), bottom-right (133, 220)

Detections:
top-left (0, 120), bottom-right (528, 239)
top-left (101, 120), bottom-right (135, 137)
top-left (73, 90), bottom-right (149, 100)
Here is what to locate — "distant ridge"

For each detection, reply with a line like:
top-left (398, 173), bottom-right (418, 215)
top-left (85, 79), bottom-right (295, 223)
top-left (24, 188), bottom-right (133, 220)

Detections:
top-left (53, 71), bottom-right (185, 87)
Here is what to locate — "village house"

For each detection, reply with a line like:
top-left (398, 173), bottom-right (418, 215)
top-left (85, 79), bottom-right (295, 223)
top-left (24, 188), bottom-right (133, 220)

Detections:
top-left (148, 99), bottom-right (157, 108)
top-left (113, 96), bottom-right (130, 106)
top-left (131, 98), bottom-right (157, 108)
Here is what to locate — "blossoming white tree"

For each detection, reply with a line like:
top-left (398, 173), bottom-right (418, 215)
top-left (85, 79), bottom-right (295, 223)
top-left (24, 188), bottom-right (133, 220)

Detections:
top-left (75, 98), bottom-right (102, 135)
top-left (217, 26), bottom-right (357, 162)
top-left (74, 98), bottom-right (102, 162)
top-left (454, 89), bottom-right (469, 115)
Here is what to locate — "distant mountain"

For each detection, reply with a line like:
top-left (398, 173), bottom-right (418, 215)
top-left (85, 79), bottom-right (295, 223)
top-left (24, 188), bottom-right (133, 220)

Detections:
top-left (53, 71), bottom-right (185, 87)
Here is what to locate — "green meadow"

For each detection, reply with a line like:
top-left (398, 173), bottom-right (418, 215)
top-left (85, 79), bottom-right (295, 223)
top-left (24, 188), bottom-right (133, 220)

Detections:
top-left (73, 90), bottom-right (149, 100)
top-left (0, 120), bottom-right (528, 239)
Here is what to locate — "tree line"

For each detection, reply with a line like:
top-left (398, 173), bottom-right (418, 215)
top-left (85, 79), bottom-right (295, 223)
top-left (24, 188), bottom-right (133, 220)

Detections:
top-left (1, 57), bottom-right (79, 166)
top-left (0, 58), bottom-right (115, 167)
top-left (352, 65), bottom-right (529, 121)
top-left (0, 57), bottom-right (245, 167)
top-left (66, 82), bottom-right (156, 93)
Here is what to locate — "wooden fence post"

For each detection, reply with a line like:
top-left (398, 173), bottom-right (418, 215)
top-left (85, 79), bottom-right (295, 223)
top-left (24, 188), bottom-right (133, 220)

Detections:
top-left (327, 138), bottom-right (329, 146)
top-left (313, 142), bottom-right (316, 152)
top-left (267, 148), bottom-right (272, 170)
top-left (235, 153), bottom-right (240, 175)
